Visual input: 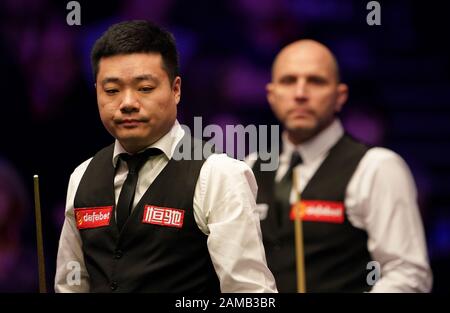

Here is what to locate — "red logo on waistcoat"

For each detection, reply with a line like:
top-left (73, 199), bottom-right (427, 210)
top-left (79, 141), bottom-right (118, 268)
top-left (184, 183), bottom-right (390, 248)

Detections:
top-left (142, 205), bottom-right (185, 228)
top-left (74, 206), bottom-right (113, 229)
top-left (289, 200), bottom-right (345, 223)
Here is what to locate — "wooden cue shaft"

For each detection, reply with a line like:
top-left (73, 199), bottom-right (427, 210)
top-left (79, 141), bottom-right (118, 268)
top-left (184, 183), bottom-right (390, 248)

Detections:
top-left (292, 172), bottom-right (306, 293)
top-left (33, 175), bottom-right (47, 293)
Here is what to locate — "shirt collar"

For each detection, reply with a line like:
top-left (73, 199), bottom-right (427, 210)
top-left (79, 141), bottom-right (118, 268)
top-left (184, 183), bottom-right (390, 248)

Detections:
top-left (282, 118), bottom-right (344, 164)
top-left (112, 120), bottom-right (185, 167)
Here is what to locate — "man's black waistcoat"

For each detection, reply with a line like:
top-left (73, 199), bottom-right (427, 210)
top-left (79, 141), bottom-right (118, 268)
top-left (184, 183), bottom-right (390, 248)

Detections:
top-left (252, 134), bottom-right (372, 292)
top-left (74, 139), bottom-right (220, 292)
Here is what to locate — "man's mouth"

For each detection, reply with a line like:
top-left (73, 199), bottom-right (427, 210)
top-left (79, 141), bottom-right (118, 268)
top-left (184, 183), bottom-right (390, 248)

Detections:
top-left (116, 118), bottom-right (147, 127)
top-left (289, 108), bottom-right (314, 118)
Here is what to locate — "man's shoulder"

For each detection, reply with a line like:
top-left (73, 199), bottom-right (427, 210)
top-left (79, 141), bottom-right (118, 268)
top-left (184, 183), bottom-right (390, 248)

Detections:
top-left (71, 157), bottom-right (94, 180)
top-left (71, 144), bottom-right (115, 176)
top-left (359, 146), bottom-right (412, 178)
top-left (205, 153), bottom-right (253, 175)
top-left (365, 146), bottom-right (406, 165)
top-left (202, 153), bottom-right (258, 198)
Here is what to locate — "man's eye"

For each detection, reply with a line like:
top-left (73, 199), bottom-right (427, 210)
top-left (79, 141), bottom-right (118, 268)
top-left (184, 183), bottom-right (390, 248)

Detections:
top-left (308, 77), bottom-right (327, 85)
top-left (105, 89), bottom-right (119, 95)
top-left (139, 86), bottom-right (155, 93)
top-left (279, 76), bottom-right (297, 85)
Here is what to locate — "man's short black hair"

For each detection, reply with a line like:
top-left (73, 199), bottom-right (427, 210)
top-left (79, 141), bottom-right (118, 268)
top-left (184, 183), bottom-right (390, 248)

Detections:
top-left (91, 20), bottom-right (179, 82)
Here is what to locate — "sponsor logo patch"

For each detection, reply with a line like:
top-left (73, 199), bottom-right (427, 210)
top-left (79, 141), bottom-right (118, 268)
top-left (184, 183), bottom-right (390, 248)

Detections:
top-left (74, 206), bottom-right (113, 229)
top-left (142, 205), bottom-right (185, 228)
top-left (290, 200), bottom-right (345, 223)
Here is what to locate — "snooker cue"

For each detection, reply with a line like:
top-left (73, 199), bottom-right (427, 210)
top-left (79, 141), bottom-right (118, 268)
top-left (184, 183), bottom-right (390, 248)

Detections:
top-left (33, 175), bottom-right (47, 293)
top-left (292, 171), bottom-right (306, 293)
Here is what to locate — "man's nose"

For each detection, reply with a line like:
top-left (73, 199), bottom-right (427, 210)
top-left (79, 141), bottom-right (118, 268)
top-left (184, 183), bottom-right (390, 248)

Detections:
top-left (294, 79), bottom-right (308, 100)
top-left (119, 89), bottom-right (140, 113)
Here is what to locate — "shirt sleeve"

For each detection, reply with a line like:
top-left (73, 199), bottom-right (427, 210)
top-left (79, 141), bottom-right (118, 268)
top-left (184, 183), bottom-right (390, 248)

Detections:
top-left (194, 154), bottom-right (278, 293)
top-left (346, 148), bottom-right (433, 292)
top-left (54, 158), bottom-right (92, 292)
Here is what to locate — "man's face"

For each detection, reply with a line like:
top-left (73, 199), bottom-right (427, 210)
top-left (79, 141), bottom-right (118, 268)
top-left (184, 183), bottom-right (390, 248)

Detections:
top-left (266, 41), bottom-right (348, 142)
top-left (96, 53), bottom-right (180, 153)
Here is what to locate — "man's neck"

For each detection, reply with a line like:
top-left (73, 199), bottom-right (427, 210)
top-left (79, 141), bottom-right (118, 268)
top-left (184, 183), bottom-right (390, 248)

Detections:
top-left (287, 131), bottom-right (314, 145)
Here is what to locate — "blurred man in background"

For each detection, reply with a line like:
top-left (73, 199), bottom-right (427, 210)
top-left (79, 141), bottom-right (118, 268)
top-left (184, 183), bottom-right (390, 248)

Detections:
top-left (248, 39), bottom-right (432, 292)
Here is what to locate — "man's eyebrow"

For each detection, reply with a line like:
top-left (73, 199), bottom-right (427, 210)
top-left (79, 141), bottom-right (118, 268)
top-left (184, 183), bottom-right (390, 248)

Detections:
top-left (277, 74), bottom-right (297, 82)
top-left (101, 77), bottom-right (121, 85)
top-left (306, 74), bottom-right (329, 81)
top-left (133, 74), bottom-right (158, 83)
top-left (100, 75), bottom-right (158, 85)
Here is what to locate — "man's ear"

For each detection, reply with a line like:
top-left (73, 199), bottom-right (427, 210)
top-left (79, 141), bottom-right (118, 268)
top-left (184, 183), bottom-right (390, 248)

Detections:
top-left (335, 83), bottom-right (348, 113)
top-left (172, 76), bottom-right (181, 105)
top-left (266, 82), bottom-right (275, 107)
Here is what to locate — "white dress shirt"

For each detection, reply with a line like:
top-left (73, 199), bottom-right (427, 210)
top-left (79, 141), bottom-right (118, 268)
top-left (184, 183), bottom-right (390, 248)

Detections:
top-left (55, 120), bottom-right (277, 293)
top-left (246, 119), bottom-right (432, 292)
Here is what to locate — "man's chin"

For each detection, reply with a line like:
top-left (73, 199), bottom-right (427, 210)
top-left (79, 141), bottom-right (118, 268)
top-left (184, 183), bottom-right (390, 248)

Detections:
top-left (284, 122), bottom-right (321, 143)
top-left (286, 121), bottom-right (316, 134)
top-left (116, 135), bottom-right (152, 151)
top-left (115, 127), bottom-right (149, 139)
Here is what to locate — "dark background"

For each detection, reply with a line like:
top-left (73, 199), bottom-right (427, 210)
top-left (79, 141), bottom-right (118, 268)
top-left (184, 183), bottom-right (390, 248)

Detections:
top-left (0, 0), bottom-right (449, 292)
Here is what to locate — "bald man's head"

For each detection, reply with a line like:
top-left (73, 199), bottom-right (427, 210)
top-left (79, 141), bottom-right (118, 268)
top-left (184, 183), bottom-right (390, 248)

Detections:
top-left (266, 39), bottom-right (348, 144)
top-left (271, 39), bottom-right (341, 83)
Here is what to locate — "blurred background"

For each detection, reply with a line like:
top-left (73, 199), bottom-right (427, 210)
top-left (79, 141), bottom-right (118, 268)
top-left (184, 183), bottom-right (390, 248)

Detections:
top-left (0, 0), bottom-right (449, 292)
